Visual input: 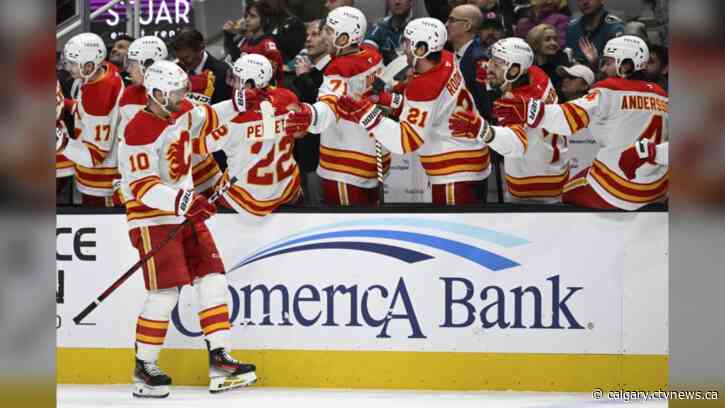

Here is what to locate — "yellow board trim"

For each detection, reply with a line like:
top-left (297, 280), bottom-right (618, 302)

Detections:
top-left (57, 348), bottom-right (667, 392)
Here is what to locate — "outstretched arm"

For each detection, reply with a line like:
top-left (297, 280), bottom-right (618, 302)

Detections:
top-left (448, 109), bottom-right (529, 158)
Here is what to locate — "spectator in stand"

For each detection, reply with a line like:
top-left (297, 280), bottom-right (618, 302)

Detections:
top-left (291, 20), bottom-right (331, 205)
top-left (325, 0), bottom-right (355, 13)
top-left (477, 8), bottom-right (506, 49)
top-left (468, 0), bottom-right (515, 37)
top-left (264, 0), bottom-right (306, 69)
top-left (287, 0), bottom-right (325, 23)
top-left (565, 0), bottom-right (624, 67)
top-left (365, 0), bottom-right (414, 65)
top-left (515, 0), bottom-right (569, 48)
top-left (425, 0), bottom-right (467, 22)
top-left (527, 23), bottom-right (571, 100)
top-left (108, 34), bottom-right (135, 86)
top-left (223, 1), bottom-right (286, 85)
top-left (646, 43), bottom-right (668, 91)
top-left (556, 63), bottom-right (594, 101)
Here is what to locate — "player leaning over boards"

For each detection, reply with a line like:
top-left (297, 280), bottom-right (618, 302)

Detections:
top-left (117, 35), bottom-right (222, 199)
top-left (57, 32), bottom-right (124, 207)
top-left (118, 60), bottom-right (256, 398)
top-left (486, 38), bottom-right (570, 203)
top-left (490, 35), bottom-right (669, 210)
top-left (194, 53), bottom-right (302, 218)
top-left (284, 6), bottom-right (391, 206)
top-left (331, 17), bottom-right (529, 205)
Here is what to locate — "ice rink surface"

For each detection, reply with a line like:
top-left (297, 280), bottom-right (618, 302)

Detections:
top-left (58, 385), bottom-right (667, 408)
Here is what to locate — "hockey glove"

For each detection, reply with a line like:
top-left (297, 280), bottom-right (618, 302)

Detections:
top-left (186, 69), bottom-right (216, 105)
top-left (492, 96), bottom-right (545, 128)
top-left (526, 99), bottom-right (545, 128)
top-left (493, 95), bottom-right (528, 126)
top-left (285, 102), bottom-right (314, 138)
top-left (337, 96), bottom-right (383, 132)
top-left (449, 110), bottom-right (494, 142)
top-left (618, 139), bottom-right (657, 180)
top-left (175, 190), bottom-right (217, 224)
top-left (233, 87), bottom-right (269, 113)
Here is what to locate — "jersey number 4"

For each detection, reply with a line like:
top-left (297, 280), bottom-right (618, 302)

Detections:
top-left (639, 115), bottom-right (664, 144)
top-left (248, 136), bottom-right (295, 185)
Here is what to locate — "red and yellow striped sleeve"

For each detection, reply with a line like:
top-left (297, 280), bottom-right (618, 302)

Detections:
top-left (129, 175), bottom-right (162, 200)
top-left (560, 102), bottom-right (590, 134)
top-left (508, 125), bottom-right (529, 153)
top-left (400, 121), bottom-right (424, 154)
top-left (319, 95), bottom-right (340, 120)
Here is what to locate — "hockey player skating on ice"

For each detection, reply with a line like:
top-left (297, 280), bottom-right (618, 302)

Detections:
top-left (482, 35), bottom-right (669, 210)
top-left (194, 53), bottom-right (303, 217)
top-left (118, 60), bottom-right (256, 397)
top-left (329, 17), bottom-right (529, 205)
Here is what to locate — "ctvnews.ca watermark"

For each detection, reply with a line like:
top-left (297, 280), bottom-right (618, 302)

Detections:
top-left (592, 388), bottom-right (720, 402)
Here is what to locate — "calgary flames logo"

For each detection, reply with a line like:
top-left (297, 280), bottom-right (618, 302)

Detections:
top-left (166, 130), bottom-right (192, 182)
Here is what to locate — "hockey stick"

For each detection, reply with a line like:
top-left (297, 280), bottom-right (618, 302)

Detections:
top-left (72, 177), bottom-right (237, 325)
top-left (493, 151), bottom-right (504, 203)
top-left (375, 141), bottom-right (385, 206)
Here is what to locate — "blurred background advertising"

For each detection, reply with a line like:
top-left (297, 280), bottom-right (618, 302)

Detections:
top-left (0, 1), bottom-right (55, 407)
top-left (669, 0), bottom-right (725, 405)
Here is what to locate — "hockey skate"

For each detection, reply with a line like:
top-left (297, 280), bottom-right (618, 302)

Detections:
top-left (132, 358), bottom-right (172, 398)
top-left (208, 347), bottom-right (257, 393)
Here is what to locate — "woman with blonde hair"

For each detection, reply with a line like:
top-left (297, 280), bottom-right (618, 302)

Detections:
top-left (526, 23), bottom-right (571, 100)
top-left (515, 0), bottom-right (569, 48)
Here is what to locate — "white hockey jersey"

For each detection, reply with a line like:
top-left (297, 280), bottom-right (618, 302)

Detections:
top-left (372, 50), bottom-right (527, 184)
top-left (309, 45), bottom-right (391, 188)
top-left (538, 77), bottom-right (669, 210)
top-left (194, 87), bottom-right (301, 216)
top-left (118, 101), bottom-right (238, 230)
top-left (499, 66), bottom-right (569, 203)
top-left (118, 84), bottom-right (222, 196)
top-left (63, 62), bottom-right (124, 196)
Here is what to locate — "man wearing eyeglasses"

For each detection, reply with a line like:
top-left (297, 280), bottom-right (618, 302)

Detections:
top-left (446, 4), bottom-right (492, 121)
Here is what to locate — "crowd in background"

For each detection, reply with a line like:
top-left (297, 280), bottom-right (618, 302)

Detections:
top-left (56, 0), bottom-right (669, 208)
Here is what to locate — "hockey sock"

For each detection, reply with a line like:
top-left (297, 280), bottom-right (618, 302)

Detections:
top-left (195, 273), bottom-right (231, 351)
top-left (135, 288), bottom-right (179, 362)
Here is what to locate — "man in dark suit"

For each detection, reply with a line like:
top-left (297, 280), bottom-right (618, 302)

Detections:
top-left (171, 28), bottom-right (232, 170)
top-left (446, 4), bottom-right (494, 202)
top-left (171, 28), bottom-right (231, 105)
top-left (289, 20), bottom-right (331, 205)
top-left (446, 4), bottom-right (491, 120)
